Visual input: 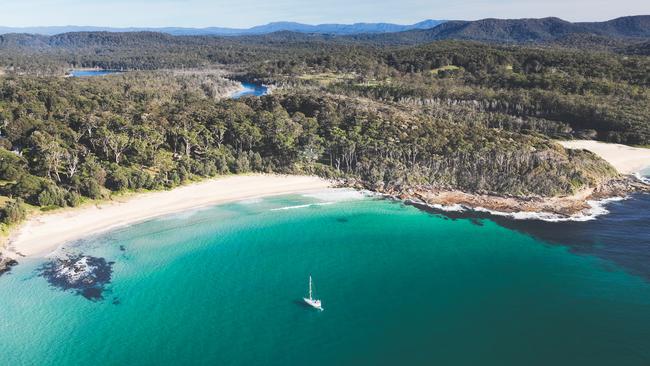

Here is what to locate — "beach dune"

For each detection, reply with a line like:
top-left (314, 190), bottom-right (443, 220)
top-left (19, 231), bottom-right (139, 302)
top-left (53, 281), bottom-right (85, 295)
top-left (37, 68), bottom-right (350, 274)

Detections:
top-left (7, 175), bottom-right (331, 257)
top-left (558, 140), bottom-right (650, 175)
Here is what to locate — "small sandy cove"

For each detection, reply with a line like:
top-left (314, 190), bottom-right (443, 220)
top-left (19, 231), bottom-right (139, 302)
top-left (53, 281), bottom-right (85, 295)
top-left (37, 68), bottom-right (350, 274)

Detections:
top-left (7, 174), bottom-right (331, 257)
top-left (558, 140), bottom-right (650, 174)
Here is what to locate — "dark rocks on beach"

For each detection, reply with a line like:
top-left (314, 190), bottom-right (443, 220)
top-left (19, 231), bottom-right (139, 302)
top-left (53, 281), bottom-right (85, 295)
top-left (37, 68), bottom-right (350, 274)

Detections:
top-left (0, 255), bottom-right (19, 277)
top-left (38, 254), bottom-right (114, 301)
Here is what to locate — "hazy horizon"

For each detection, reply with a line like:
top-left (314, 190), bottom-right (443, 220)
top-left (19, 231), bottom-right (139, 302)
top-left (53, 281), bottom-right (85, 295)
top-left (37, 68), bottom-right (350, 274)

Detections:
top-left (2, 0), bottom-right (649, 28)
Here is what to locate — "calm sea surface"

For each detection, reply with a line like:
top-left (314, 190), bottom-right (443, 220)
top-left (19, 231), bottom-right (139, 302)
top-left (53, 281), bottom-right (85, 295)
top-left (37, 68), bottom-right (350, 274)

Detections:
top-left (0, 189), bottom-right (648, 366)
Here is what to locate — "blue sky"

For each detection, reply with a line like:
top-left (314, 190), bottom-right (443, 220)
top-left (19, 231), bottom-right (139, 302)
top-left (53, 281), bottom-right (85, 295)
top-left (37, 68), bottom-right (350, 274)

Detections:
top-left (1, 0), bottom-right (649, 27)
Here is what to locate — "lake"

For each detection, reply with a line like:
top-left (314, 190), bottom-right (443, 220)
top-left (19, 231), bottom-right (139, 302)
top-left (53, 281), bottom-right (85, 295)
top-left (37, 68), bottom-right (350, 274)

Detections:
top-left (69, 69), bottom-right (123, 77)
top-left (231, 82), bottom-right (269, 98)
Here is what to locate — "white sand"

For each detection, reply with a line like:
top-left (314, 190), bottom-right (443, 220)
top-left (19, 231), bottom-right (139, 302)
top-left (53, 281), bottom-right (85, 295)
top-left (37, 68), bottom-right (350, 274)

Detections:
top-left (558, 140), bottom-right (650, 174)
top-left (7, 175), bottom-right (331, 257)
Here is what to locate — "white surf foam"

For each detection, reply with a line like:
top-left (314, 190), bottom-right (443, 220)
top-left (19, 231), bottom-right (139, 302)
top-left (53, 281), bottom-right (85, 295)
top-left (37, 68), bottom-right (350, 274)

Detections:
top-left (404, 198), bottom-right (468, 212)
top-left (409, 196), bottom-right (627, 222)
top-left (238, 197), bottom-right (264, 205)
top-left (633, 172), bottom-right (650, 184)
top-left (472, 196), bottom-right (627, 222)
top-left (302, 188), bottom-right (370, 202)
top-left (270, 202), bottom-right (336, 211)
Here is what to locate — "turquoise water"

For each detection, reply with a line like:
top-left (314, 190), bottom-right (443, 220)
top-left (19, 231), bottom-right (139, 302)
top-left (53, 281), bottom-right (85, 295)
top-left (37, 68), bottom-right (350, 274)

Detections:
top-left (0, 190), bottom-right (649, 365)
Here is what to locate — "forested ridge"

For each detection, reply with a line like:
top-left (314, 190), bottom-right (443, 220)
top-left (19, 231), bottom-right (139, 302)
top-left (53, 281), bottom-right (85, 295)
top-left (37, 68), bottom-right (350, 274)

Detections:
top-left (0, 26), bottom-right (648, 226)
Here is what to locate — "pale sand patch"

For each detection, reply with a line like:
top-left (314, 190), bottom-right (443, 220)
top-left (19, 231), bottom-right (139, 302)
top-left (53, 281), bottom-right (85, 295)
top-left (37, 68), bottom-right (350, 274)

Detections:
top-left (8, 175), bottom-right (331, 257)
top-left (558, 140), bottom-right (650, 174)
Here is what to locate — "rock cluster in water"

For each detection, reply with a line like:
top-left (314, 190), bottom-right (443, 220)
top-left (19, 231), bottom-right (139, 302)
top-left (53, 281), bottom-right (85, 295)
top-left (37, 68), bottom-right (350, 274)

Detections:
top-left (38, 254), bottom-right (114, 301)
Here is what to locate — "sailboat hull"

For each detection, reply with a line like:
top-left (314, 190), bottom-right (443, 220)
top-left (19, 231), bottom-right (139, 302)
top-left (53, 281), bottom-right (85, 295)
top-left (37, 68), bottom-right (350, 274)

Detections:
top-left (303, 298), bottom-right (323, 310)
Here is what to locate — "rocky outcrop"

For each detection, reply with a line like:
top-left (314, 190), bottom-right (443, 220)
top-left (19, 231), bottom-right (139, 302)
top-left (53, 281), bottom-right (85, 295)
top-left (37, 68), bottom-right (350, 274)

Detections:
top-left (38, 254), bottom-right (114, 301)
top-left (0, 254), bottom-right (18, 277)
top-left (344, 175), bottom-right (649, 219)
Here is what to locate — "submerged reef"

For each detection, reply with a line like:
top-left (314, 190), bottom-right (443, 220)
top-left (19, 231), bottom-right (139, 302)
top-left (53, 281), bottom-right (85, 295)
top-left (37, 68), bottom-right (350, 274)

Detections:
top-left (38, 254), bottom-right (114, 301)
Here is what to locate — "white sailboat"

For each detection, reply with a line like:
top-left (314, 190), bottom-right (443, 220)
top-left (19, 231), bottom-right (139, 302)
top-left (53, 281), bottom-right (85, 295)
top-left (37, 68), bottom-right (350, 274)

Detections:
top-left (303, 275), bottom-right (323, 311)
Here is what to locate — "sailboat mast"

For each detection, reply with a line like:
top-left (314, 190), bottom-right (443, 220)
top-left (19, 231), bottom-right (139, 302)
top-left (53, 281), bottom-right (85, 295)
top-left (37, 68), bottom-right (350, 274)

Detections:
top-left (309, 276), bottom-right (313, 300)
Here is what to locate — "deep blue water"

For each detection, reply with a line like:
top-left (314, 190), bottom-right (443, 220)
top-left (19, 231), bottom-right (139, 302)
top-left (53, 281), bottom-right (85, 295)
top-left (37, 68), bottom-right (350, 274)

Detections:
top-left (418, 193), bottom-right (650, 281)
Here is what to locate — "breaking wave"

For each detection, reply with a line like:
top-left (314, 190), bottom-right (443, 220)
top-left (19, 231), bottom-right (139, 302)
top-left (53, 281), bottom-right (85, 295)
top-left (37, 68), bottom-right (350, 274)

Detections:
top-left (270, 202), bottom-right (335, 211)
top-left (408, 196), bottom-right (627, 222)
top-left (302, 188), bottom-right (370, 202)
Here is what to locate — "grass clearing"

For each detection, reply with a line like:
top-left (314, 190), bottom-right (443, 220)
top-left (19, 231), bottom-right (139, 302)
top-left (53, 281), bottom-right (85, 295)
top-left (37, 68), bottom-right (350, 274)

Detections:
top-left (298, 72), bottom-right (355, 86)
top-left (430, 65), bottom-right (462, 74)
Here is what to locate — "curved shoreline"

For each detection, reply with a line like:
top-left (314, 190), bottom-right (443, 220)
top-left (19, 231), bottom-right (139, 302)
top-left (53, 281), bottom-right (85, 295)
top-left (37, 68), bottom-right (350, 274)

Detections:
top-left (2, 148), bottom-right (648, 264)
top-left (5, 175), bottom-right (332, 258)
top-left (557, 140), bottom-right (650, 175)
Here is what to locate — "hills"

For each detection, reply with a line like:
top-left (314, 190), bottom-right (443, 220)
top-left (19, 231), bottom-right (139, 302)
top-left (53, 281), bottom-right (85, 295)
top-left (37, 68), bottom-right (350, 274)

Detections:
top-left (350, 15), bottom-right (650, 45)
top-left (3, 15), bottom-right (646, 52)
top-left (0, 20), bottom-right (445, 36)
top-left (1, 16), bottom-right (648, 43)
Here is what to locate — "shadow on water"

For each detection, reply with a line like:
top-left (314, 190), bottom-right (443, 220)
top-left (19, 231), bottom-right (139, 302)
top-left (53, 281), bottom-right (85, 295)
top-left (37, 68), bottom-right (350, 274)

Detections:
top-left (407, 193), bottom-right (650, 281)
top-left (293, 299), bottom-right (320, 311)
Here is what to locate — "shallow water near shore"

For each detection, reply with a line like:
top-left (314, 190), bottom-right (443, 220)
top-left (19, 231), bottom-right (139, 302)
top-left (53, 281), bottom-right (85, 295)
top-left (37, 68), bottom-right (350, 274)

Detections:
top-left (0, 190), bottom-right (649, 365)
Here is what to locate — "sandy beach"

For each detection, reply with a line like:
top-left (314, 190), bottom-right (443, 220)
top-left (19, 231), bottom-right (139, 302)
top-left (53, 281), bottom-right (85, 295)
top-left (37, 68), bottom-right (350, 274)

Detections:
top-left (558, 140), bottom-right (650, 174)
top-left (6, 175), bottom-right (331, 257)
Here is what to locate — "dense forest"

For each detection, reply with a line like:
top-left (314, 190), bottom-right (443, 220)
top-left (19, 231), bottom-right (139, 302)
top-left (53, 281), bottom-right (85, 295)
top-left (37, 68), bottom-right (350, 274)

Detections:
top-left (0, 25), bottom-right (648, 226)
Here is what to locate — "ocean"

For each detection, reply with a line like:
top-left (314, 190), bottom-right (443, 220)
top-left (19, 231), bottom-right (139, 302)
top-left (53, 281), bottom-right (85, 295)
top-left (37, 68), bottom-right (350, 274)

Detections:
top-left (0, 189), bottom-right (648, 365)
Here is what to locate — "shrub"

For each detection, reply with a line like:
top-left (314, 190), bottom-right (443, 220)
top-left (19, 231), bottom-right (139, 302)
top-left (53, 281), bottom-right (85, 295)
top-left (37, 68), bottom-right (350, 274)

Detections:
top-left (129, 169), bottom-right (153, 190)
top-left (37, 186), bottom-right (67, 207)
top-left (67, 191), bottom-right (82, 207)
top-left (81, 179), bottom-right (103, 199)
top-left (0, 199), bottom-right (26, 225)
top-left (250, 152), bottom-right (263, 171)
top-left (234, 154), bottom-right (250, 173)
top-left (10, 174), bottom-right (44, 204)
top-left (106, 166), bottom-right (129, 191)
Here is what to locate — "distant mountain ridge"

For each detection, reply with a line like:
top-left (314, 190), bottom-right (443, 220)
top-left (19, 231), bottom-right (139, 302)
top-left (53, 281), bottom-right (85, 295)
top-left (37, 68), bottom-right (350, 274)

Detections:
top-left (0, 20), bottom-right (446, 36)
top-left (350, 15), bottom-right (650, 45)
top-left (0, 16), bottom-right (648, 52)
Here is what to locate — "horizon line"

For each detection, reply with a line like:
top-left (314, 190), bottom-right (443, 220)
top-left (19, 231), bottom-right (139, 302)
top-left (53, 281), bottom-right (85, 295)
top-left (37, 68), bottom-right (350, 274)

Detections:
top-left (1, 14), bottom-right (647, 30)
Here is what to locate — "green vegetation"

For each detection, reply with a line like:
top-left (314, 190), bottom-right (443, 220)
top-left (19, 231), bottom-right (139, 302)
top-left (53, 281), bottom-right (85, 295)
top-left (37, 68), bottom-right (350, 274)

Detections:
top-left (1, 29), bottom-right (647, 225)
top-left (429, 65), bottom-right (461, 74)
